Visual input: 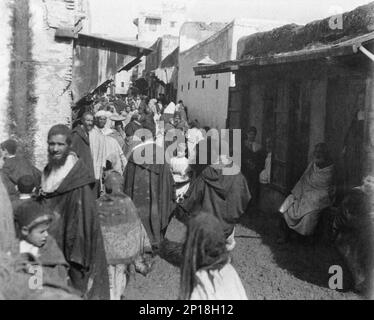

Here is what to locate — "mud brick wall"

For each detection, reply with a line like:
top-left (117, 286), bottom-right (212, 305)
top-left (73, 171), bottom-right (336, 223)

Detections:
top-left (0, 1), bottom-right (12, 145)
top-left (1, 0), bottom-right (82, 169)
top-left (30, 0), bottom-right (76, 169)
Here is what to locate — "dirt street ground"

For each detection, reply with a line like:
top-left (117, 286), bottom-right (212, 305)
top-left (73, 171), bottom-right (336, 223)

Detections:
top-left (125, 209), bottom-right (360, 300)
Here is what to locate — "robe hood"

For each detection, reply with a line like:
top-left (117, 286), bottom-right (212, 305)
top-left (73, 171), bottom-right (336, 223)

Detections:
top-left (201, 166), bottom-right (227, 200)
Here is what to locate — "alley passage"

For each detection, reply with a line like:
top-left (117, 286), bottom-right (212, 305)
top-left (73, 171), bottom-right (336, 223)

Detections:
top-left (125, 210), bottom-right (359, 300)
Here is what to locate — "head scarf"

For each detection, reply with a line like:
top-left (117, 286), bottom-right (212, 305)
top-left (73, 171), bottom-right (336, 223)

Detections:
top-left (179, 212), bottom-right (229, 300)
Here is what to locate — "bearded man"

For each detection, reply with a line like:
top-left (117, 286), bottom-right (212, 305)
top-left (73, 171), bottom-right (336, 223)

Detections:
top-left (40, 124), bottom-right (110, 299)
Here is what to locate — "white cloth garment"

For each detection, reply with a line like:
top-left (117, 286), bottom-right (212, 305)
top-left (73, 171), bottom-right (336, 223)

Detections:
top-left (190, 263), bottom-right (248, 300)
top-left (225, 228), bottom-right (236, 252)
top-left (186, 128), bottom-right (204, 161)
top-left (108, 264), bottom-right (127, 300)
top-left (163, 102), bottom-right (176, 114)
top-left (279, 161), bottom-right (334, 235)
top-left (259, 152), bottom-right (272, 184)
top-left (170, 155), bottom-right (191, 202)
top-left (19, 240), bottom-right (39, 258)
top-left (41, 153), bottom-right (78, 193)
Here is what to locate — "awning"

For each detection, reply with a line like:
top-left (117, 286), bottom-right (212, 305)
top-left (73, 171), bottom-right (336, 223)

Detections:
top-left (153, 67), bottom-right (176, 85)
top-left (55, 30), bottom-right (152, 102)
top-left (194, 32), bottom-right (374, 75)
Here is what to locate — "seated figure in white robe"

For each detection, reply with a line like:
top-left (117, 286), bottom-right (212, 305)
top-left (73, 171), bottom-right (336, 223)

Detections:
top-left (277, 143), bottom-right (335, 242)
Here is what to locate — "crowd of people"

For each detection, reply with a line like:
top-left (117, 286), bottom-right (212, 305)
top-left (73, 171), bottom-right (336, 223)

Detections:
top-left (0, 91), bottom-right (372, 300)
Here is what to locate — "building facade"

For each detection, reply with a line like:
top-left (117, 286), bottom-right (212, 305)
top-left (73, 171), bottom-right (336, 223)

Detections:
top-left (178, 19), bottom-right (285, 129)
top-left (194, 2), bottom-right (374, 212)
top-left (145, 35), bottom-right (179, 100)
top-left (132, 1), bottom-right (187, 82)
top-left (0, 0), bottom-right (150, 169)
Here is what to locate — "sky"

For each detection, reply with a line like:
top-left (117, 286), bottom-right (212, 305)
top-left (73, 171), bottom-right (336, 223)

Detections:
top-left (88, 0), bottom-right (373, 38)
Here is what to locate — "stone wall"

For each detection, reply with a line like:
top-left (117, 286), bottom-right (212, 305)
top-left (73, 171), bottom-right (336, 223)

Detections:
top-left (0, 0), bottom-right (84, 169)
top-left (30, 0), bottom-right (76, 169)
top-left (0, 1), bottom-right (12, 144)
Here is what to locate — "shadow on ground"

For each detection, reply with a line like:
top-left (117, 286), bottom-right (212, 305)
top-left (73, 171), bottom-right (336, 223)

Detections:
top-left (239, 207), bottom-right (354, 293)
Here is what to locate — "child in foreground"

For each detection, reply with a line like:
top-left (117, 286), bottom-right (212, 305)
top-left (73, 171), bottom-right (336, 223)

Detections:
top-left (14, 200), bottom-right (71, 290)
top-left (179, 212), bottom-right (248, 300)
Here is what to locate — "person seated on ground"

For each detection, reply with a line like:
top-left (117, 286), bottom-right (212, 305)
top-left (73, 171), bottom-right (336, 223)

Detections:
top-left (277, 143), bottom-right (335, 244)
top-left (97, 169), bottom-right (153, 300)
top-left (170, 143), bottom-right (191, 204)
top-left (11, 175), bottom-right (37, 212)
top-left (179, 212), bottom-right (248, 300)
top-left (0, 139), bottom-right (41, 199)
top-left (332, 176), bottom-right (374, 295)
top-left (14, 200), bottom-right (71, 290)
top-left (177, 138), bottom-right (251, 252)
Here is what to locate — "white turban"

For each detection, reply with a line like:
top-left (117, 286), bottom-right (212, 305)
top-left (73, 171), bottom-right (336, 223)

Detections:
top-left (95, 110), bottom-right (108, 118)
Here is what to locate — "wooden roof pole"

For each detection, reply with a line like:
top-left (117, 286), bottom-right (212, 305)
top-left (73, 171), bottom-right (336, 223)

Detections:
top-left (358, 45), bottom-right (374, 62)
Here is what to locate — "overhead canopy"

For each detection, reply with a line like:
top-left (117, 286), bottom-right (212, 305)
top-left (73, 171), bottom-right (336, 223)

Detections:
top-left (56, 30), bottom-right (152, 102)
top-left (197, 55), bottom-right (217, 66)
top-left (194, 2), bottom-right (374, 76)
top-left (194, 32), bottom-right (374, 75)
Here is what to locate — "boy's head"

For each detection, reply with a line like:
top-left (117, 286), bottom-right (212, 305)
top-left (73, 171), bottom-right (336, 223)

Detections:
top-left (15, 201), bottom-right (52, 248)
top-left (17, 175), bottom-right (36, 194)
top-left (1, 139), bottom-right (17, 158)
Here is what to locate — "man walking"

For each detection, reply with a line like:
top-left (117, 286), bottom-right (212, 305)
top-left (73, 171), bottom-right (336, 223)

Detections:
top-left (40, 124), bottom-right (110, 299)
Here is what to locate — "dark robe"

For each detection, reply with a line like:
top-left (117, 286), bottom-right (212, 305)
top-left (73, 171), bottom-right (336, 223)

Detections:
top-left (123, 142), bottom-right (175, 249)
top-left (124, 120), bottom-right (143, 158)
top-left (22, 235), bottom-right (71, 290)
top-left (125, 120), bottom-right (142, 137)
top-left (179, 165), bottom-right (251, 237)
top-left (341, 119), bottom-right (364, 195)
top-left (71, 125), bottom-right (95, 178)
top-left (242, 142), bottom-right (266, 205)
top-left (2, 156), bottom-right (41, 197)
top-left (333, 188), bottom-right (374, 293)
top-left (140, 113), bottom-right (156, 137)
top-left (0, 174), bottom-right (16, 254)
top-left (42, 159), bottom-right (109, 300)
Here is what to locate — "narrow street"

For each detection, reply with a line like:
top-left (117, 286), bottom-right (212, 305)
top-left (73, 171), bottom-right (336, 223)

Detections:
top-left (125, 209), bottom-right (359, 300)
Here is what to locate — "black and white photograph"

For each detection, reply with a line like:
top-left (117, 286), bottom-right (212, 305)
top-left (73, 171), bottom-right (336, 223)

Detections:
top-left (0, 0), bottom-right (373, 306)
